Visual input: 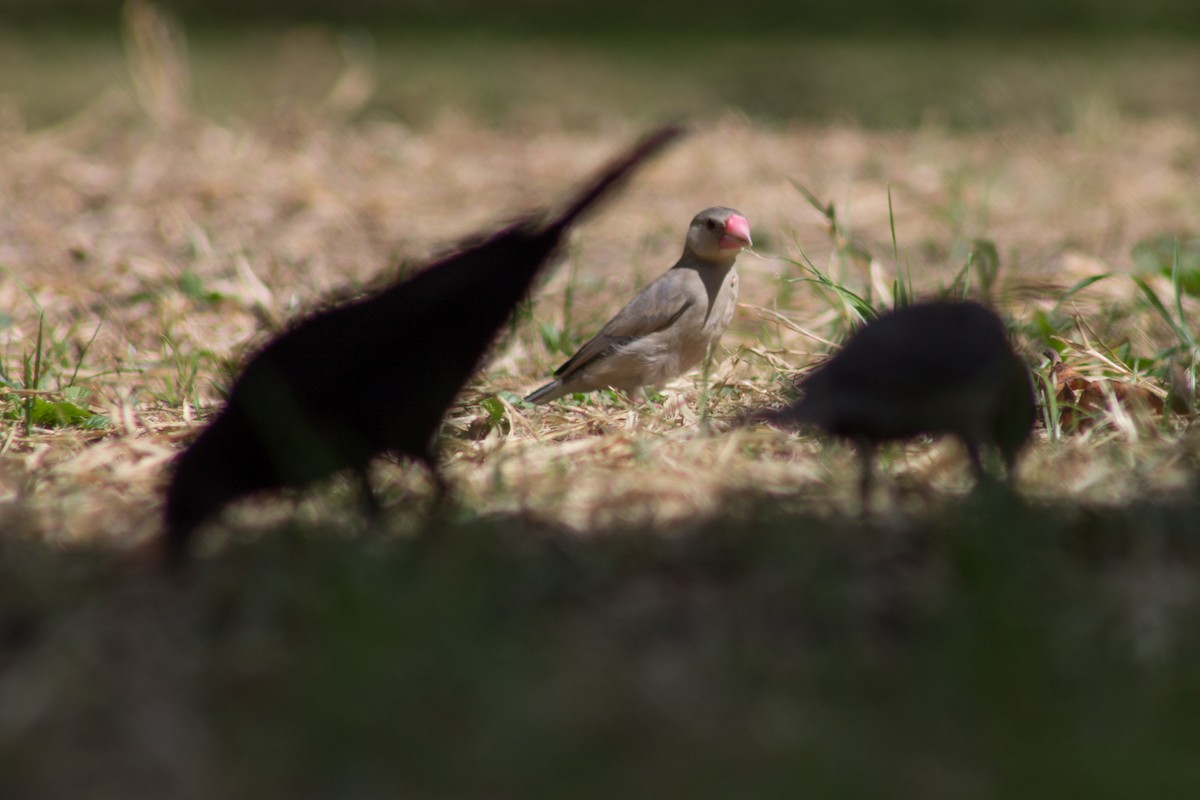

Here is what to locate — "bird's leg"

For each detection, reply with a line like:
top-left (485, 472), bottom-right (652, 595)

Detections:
top-left (964, 438), bottom-right (989, 485)
top-left (1001, 450), bottom-right (1019, 487)
top-left (414, 452), bottom-right (452, 520)
top-left (410, 457), bottom-right (455, 552)
top-left (428, 465), bottom-right (451, 515)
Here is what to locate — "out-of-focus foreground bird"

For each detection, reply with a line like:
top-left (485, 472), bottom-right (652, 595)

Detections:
top-left (763, 300), bottom-right (1035, 506)
top-left (525, 206), bottom-right (751, 404)
top-left (162, 125), bottom-right (684, 567)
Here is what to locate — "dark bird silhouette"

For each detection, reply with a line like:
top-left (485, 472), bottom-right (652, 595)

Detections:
top-left (163, 125), bottom-right (684, 567)
top-left (763, 300), bottom-right (1035, 507)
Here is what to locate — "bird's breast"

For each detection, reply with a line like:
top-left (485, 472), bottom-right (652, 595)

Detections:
top-left (703, 268), bottom-right (739, 334)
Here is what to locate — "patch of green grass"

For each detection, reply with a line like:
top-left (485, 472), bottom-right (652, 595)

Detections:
top-left (1132, 233), bottom-right (1200, 297)
top-left (149, 328), bottom-right (211, 409)
top-left (178, 270), bottom-right (228, 305)
top-left (0, 309), bottom-right (110, 434)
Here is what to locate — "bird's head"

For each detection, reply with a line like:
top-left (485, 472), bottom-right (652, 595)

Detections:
top-left (686, 206), bottom-right (752, 261)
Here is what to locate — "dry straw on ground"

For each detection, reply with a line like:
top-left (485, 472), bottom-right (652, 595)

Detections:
top-left (2, 8), bottom-right (1198, 550)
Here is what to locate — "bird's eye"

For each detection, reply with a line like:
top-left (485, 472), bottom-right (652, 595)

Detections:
top-left (705, 219), bottom-right (717, 231)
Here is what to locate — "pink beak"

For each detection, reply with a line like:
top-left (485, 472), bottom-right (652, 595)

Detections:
top-left (719, 214), bottom-right (752, 250)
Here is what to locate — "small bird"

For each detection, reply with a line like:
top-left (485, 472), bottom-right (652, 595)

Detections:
top-left (525, 206), bottom-right (751, 404)
top-left (763, 300), bottom-right (1035, 506)
top-left (162, 125), bottom-right (683, 567)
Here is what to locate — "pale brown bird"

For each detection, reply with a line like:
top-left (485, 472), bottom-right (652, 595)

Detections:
top-left (763, 300), bottom-right (1035, 506)
top-left (525, 206), bottom-right (751, 404)
top-left (162, 125), bottom-right (683, 568)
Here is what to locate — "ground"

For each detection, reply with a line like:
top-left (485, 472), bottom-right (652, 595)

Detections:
top-left (2, 10), bottom-right (1200, 800)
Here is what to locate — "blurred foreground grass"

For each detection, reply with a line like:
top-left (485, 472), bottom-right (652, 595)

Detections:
top-left (5, 491), bottom-right (1200, 798)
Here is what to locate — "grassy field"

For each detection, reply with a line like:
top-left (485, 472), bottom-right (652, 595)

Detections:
top-left (4, 7), bottom-right (1200, 799)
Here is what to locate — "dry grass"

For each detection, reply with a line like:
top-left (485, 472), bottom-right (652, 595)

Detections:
top-left (3, 26), bottom-right (1199, 547)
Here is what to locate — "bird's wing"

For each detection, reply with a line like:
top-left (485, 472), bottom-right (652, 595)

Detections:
top-left (554, 272), bottom-right (694, 379)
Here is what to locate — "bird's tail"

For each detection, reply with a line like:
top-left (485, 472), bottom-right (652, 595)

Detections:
top-left (548, 124), bottom-right (685, 233)
top-left (525, 379), bottom-right (567, 405)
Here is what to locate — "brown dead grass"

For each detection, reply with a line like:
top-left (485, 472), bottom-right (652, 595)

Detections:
top-left (2, 13), bottom-right (1200, 551)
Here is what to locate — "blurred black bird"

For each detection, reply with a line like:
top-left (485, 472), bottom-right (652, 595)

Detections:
top-left (163, 125), bottom-right (683, 567)
top-left (762, 300), bottom-right (1035, 507)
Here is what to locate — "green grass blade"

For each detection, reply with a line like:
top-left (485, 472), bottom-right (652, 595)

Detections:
top-left (1033, 368), bottom-right (1060, 442)
top-left (67, 317), bottom-right (104, 388)
top-left (1052, 274), bottom-right (1112, 312)
top-left (783, 252), bottom-right (878, 324)
top-left (23, 312), bottom-right (45, 435)
top-left (1133, 275), bottom-right (1196, 349)
top-left (888, 184), bottom-right (900, 275)
top-left (789, 177), bottom-right (834, 225)
top-left (1172, 240), bottom-right (1189, 343)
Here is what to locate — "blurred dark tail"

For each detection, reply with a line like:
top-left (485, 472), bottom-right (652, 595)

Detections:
top-left (748, 401), bottom-right (814, 430)
top-left (548, 124), bottom-right (686, 233)
top-left (524, 378), bottom-right (565, 405)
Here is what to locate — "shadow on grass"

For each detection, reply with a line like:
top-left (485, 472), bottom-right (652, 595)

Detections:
top-left (4, 489), bottom-right (1200, 798)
